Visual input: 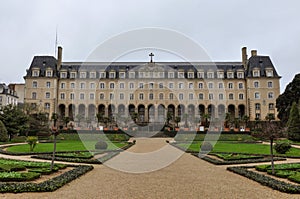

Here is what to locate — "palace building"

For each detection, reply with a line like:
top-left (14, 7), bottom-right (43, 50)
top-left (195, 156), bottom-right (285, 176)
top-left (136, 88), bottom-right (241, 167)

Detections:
top-left (23, 47), bottom-right (280, 129)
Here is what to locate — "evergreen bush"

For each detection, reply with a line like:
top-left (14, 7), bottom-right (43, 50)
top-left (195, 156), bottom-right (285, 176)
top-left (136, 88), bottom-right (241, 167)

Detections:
top-left (0, 120), bottom-right (8, 142)
top-left (95, 140), bottom-right (108, 150)
top-left (274, 142), bottom-right (292, 154)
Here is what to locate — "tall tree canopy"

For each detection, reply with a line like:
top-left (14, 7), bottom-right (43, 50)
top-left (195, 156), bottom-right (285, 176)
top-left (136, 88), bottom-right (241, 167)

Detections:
top-left (0, 105), bottom-right (29, 140)
top-left (276, 73), bottom-right (300, 123)
top-left (287, 101), bottom-right (300, 141)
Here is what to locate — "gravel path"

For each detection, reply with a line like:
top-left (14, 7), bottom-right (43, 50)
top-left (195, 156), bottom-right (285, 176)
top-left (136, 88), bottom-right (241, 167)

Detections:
top-left (2, 138), bottom-right (300, 199)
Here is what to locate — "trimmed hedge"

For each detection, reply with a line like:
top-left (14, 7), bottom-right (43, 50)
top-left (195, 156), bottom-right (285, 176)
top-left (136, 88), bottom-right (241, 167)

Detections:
top-left (227, 166), bottom-right (300, 194)
top-left (0, 165), bottom-right (93, 193)
top-left (191, 153), bottom-right (285, 165)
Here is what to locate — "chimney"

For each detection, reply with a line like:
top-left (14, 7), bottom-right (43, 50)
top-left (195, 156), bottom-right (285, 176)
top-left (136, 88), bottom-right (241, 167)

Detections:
top-left (242, 47), bottom-right (248, 69)
top-left (57, 46), bottom-right (62, 70)
top-left (251, 50), bottom-right (257, 57)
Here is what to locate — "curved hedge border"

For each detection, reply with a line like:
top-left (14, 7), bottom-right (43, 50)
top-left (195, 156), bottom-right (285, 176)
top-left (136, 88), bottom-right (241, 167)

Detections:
top-left (32, 151), bottom-right (120, 164)
top-left (227, 166), bottom-right (300, 194)
top-left (0, 165), bottom-right (93, 193)
top-left (191, 153), bottom-right (286, 165)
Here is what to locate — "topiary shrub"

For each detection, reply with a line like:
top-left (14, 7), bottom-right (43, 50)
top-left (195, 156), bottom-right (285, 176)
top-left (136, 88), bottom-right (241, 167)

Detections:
top-left (26, 136), bottom-right (38, 152)
top-left (0, 120), bottom-right (8, 142)
top-left (95, 140), bottom-right (108, 150)
top-left (200, 141), bottom-right (213, 152)
top-left (274, 142), bottom-right (292, 154)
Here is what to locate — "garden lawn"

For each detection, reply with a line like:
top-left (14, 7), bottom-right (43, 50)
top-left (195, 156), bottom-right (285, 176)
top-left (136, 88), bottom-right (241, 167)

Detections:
top-left (178, 141), bottom-right (300, 156)
top-left (6, 140), bottom-right (128, 153)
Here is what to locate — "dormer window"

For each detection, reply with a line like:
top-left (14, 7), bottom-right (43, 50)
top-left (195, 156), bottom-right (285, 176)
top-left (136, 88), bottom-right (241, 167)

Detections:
top-left (119, 72), bottom-right (125, 79)
top-left (138, 72), bottom-right (144, 78)
top-left (80, 72), bottom-right (86, 78)
top-left (237, 72), bottom-right (244, 79)
top-left (207, 72), bottom-right (214, 79)
top-left (99, 72), bottom-right (106, 78)
top-left (253, 70), bottom-right (260, 77)
top-left (197, 72), bottom-right (204, 78)
top-left (61, 72), bottom-right (67, 78)
top-left (227, 72), bottom-right (234, 78)
top-left (129, 72), bottom-right (135, 78)
top-left (90, 72), bottom-right (96, 78)
top-left (32, 70), bottom-right (39, 77)
top-left (266, 70), bottom-right (273, 77)
top-left (188, 72), bottom-right (194, 78)
top-left (217, 72), bottom-right (224, 79)
top-left (168, 72), bottom-right (174, 78)
top-left (70, 72), bottom-right (77, 78)
top-left (178, 72), bottom-right (184, 78)
top-left (46, 70), bottom-right (52, 77)
top-left (109, 72), bottom-right (116, 78)
top-left (159, 72), bottom-right (164, 78)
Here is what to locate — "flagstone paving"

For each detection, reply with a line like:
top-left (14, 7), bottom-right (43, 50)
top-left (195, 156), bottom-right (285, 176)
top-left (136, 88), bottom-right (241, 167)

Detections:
top-left (2, 138), bottom-right (300, 199)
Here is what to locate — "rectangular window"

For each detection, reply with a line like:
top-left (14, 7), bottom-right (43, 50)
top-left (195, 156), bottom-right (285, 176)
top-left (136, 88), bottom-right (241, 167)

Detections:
top-left (255, 103), bottom-right (261, 110)
top-left (110, 93), bottom-right (114, 100)
top-left (218, 72), bottom-right (224, 79)
top-left (228, 83), bottom-right (233, 89)
top-left (188, 83), bottom-right (193, 89)
top-left (218, 83), bottom-right (223, 89)
top-left (139, 72), bottom-right (144, 78)
top-left (33, 70), bottom-right (39, 77)
top-left (80, 83), bottom-right (85, 89)
top-left (44, 103), bottom-right (50, 110)
top-left (179, 83), bottom-right (184, 89)
top-left (238, 83), bottom-right (243, 89)
top-left (209, 93), bottom-right (213, 100)
top-left (120, 93), bottom-right (124, 100)
top-left (99, 83), bottom-right (105, 89)
top-left (46, 82), bottom-right (51, 88)
top-left (129, 93), bottom-right (134, 100)
top-left (229, 93), bottom-right (234, 100)
top-left (100, 93), bottom-right (104, 100)
top-left (198, 82), bottom-right (203, 89)
top-left (237, 72), bottom-right (244, 78)
top-left (70, 82), bottom-right (75, 89)
top-left (255, 113), bottom-right (261, 119)
top-left (149, 93), bottom-right (154, 100)
top-left (255, 92), bottom-right (260, 99)
top-left (60, 93), bottom-right (65, 100)
top-left (189, 93), bottom-right (193, 100)
top-left (149, 83), bottom-right (154, 89)
top-left (90, 83), bottom-right (95, 89)
top-left (119, 83), bottom-right (125, 89)
top-left (179, 93), bottom-right (183, 100)
top-left (254, 81), bottom-right (259, 88)
top-left (198, 93), bottom-right (204, 100)
top-left (45, 92), bottom-right (50, 99)
top-left (80, 93), bottom-right (85, 100)
top-left (90, 93), bottom-right (95, 100)
top-left (61, 83), bottom-right (66, 89)
top-left (268, 81), bottom-right (273, 88)
top-left (32, 81), bottom-right (37, 88)
top-left (227, 72), bottom-right (234, 78)
top-left (129, 83), bottom-right (134, 89)
top-left (159, 83), bottom-right (164, 88)
top-left (208, 83), bottom-right (213, 89)
top-left (169, 83), bottom-right (174, 89)
top-left (219, 93), bottom-right (224, 100)
top-left (239, 93), bottom-right (244, 100)
top-left (169, 93), bottom-right (174, 100)
top-left (207, 72), bottom-right (214, 78)
top-left (139, 93), bottom-right (144, 100)
top-left (70, 93), bottom-right (75, 100)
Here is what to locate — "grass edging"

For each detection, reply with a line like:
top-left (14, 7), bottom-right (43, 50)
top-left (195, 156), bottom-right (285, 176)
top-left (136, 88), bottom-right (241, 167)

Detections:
top-left (0, 165), bottom-right (93, 193)
top-left (227, 166), bottom-right (300, 194)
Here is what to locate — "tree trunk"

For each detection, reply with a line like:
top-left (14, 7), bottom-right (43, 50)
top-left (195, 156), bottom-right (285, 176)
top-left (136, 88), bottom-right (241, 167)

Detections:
top-left (50, 134), bottom-right (57, 171)
top-left (270, 138), bottom-right (275, 174)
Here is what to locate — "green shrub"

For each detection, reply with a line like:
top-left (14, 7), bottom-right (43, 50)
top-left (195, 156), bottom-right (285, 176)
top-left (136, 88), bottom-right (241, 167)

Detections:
top-left (26, 136), bottom-right (38, 152)
top-left (200, 142), bottom-right (213, 152)
top-left (288, 172), bottom-right (300, 183)
top-left (0, 120), bottom-right (8, 142)
top-left (0, 164), bottom-right (26, 172)
top-left (95, 140), bottom-right (108, 150)
top-left (274, 142), bottom-right (292, 154)
top-left (0, 171), bottom-right (41, 182)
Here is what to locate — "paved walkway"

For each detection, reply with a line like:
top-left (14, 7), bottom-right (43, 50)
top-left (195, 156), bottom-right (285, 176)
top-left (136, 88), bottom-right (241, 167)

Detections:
top-left (2, 138), bottom-right (300, 199)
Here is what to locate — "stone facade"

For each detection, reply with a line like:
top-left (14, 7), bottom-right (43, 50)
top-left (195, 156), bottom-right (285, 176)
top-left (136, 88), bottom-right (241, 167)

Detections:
top-left (0, 83), bottom-right (19, 107)
top-left (23, 47), bottom-right (280, 128)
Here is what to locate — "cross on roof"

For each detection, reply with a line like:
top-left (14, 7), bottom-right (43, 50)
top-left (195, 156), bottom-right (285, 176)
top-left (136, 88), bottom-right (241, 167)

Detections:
top-left (149, 53), bottom-right (154, 63)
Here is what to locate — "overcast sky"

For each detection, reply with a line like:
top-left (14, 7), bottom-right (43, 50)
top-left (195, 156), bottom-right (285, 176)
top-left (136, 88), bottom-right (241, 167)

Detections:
top-left (1, 0), bottom-right (299, 93)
